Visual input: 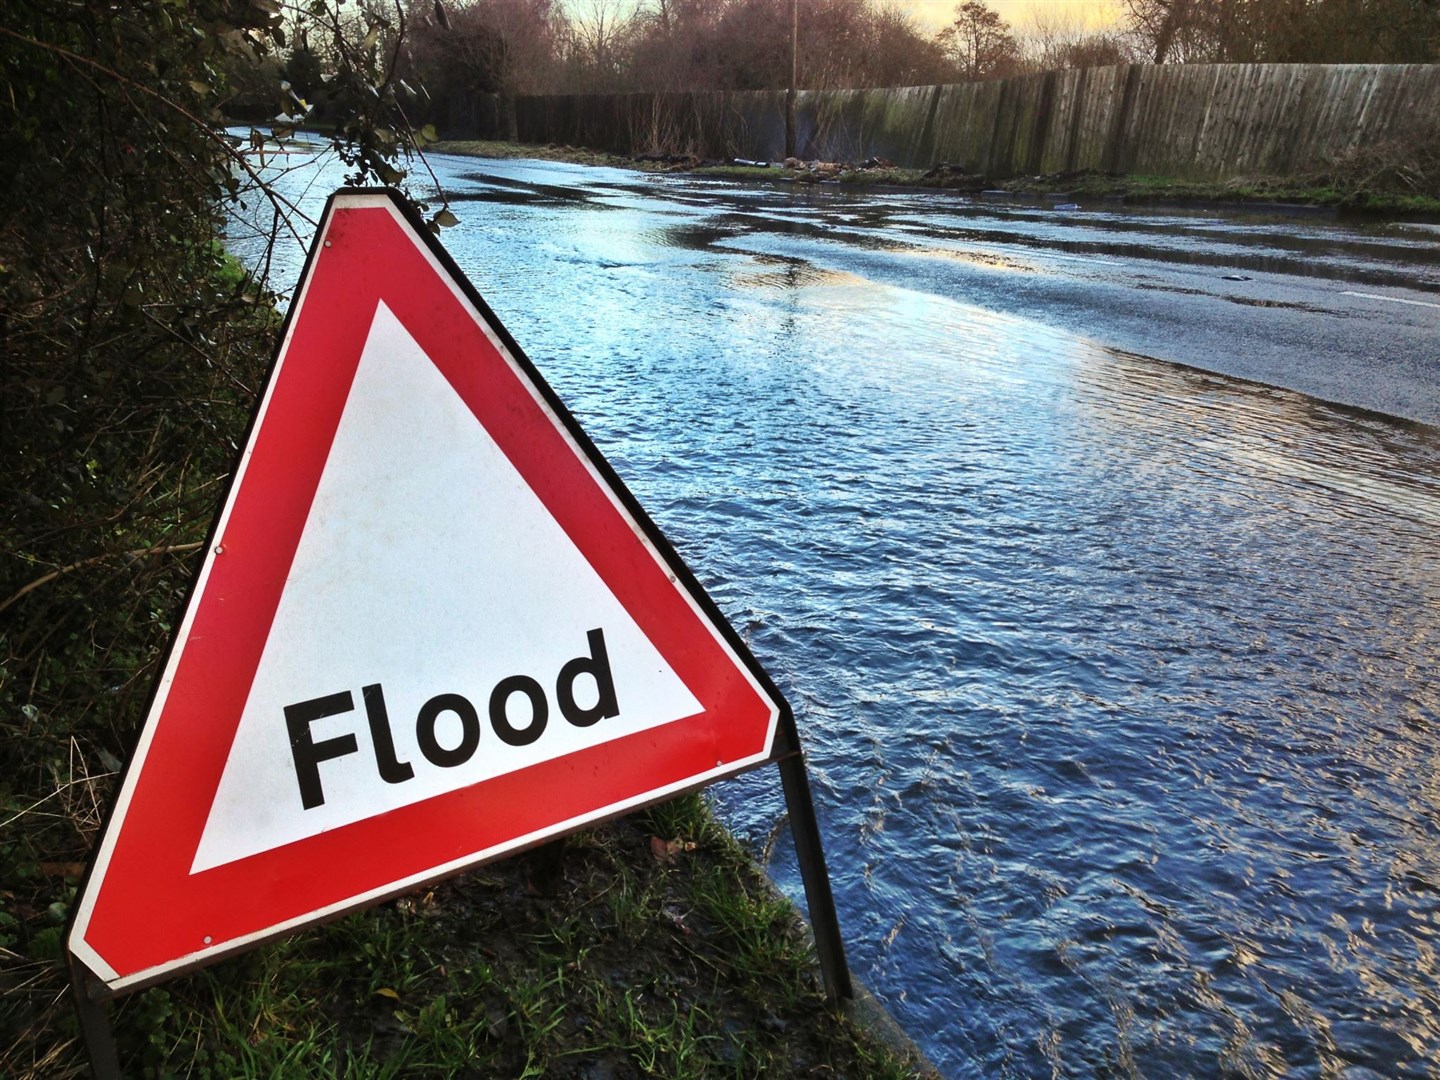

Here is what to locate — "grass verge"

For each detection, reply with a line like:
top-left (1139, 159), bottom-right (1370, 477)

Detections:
top-left (1002, 170), bottom-right (1440, 216)
top-left (430, 140), bottom-right (1440, 219)
top-left (3, 792), bottom-right (924, 1078)
top-left (430, 139), bottom-right (642, 171)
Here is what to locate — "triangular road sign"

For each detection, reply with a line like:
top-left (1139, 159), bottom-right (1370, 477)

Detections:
top-left (69, 189), bottom-right (787, 994)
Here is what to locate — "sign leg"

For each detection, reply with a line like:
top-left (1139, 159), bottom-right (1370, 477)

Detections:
top-left (68, 954), bottom-right (122, 1080)
top-left (776, 746), bottom-right (853, 1004)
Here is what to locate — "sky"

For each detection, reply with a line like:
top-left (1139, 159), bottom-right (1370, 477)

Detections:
top-left (891, 0), bottom-right (1122, 34)
top-left (554, 1), bottom-right (1126, 43)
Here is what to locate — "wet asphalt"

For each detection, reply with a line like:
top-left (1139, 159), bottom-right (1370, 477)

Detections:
top-left (628, 179), bottom-right (1440, 428)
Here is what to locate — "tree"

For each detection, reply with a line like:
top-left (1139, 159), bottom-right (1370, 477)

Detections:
top-left (1125, 0), bottom-right (1190, 62)
top-left (1022, 3), bottom-right (1137, 71)
top-left (283, 42), bottom-right (327, 104)
top-left (0, 7), bottom-right (436, 1068)
top-left (404, 2), bottom-right (512, 130)
top-left (797, 0), bottom-right (954, 89)
top-left (475, 0), bottom-right (563, 94)
top-left (1121, 0), bottom-right (1250, 62)
top-left (618, 0), bottom-right (953, 94)
top-left (557, 0), bottom-right (637, 92)
top-left (1122, 0), bottom-right (1440, 64)
top-left (938, 1), bottom-right (1023, 80)
top-left (624, 0), bottom-right (729, 91)
top-left (399, 0), bottom-right (564, 136)
top-left (858, 4), bottom-right (957, 87)
top-left (1062, 33), bottom-right (1135, 67)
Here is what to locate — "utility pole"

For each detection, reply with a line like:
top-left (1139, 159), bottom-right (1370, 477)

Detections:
top-left (786, 0), bottom-right (797, 160)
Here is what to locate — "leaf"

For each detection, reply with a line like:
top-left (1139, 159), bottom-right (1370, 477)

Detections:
top-left (39, 862), bottom-right (86, 880)
top-left (373, 987), bottom-right (401, 1001)
top-left (650, 836), bottom-right (692, 864)
top-left (432, 208), bottom-right (459, 229)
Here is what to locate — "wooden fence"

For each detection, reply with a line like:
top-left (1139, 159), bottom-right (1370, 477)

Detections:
top-left (467, 63), bottom-right (1440, 181)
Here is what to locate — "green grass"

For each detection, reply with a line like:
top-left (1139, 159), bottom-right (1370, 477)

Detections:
top-left (2, 793), bottom-right (928, 1078)
top-left (430, 139), bottom-right (641, 170)
top-left (1004, 171), bottom-right (1440, 216)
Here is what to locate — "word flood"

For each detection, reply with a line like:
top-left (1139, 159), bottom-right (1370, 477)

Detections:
top-left (285, 628), bottom-right (618, 809)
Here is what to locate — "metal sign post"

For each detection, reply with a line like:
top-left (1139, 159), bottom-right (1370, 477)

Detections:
top-left (68, 955), bottom-right (120, 1080)
top-left (775, 714), bottom-right (853, 1002)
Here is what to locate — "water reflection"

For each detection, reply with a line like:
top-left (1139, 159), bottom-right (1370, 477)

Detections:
top-left (230, 145), bottom-right (1440, 1078)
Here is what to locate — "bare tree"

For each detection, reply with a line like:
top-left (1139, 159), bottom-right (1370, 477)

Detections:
top-left (860, 3), bottom-right (956, 86)
top-left (801, 0), bottom-right (953, 88)
top-left (937, 0), bottom-right (1022, 80)
top-left (1120, 0), bottom-right (1287, 64)
top-left (622, 0), bottom-right (952, 93)
top-left (1122, 0), bottom-right (1186, 62)
top-left (625, 0), bottom-right (734, 91)
top-left (475, 0), bottom-right (563, 94)
top-left (1022, 2), bottom-right (1136, 71)
top-left (559, 0), bottom-right (636, 92)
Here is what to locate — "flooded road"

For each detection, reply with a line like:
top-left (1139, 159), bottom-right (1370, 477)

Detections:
top-left (231, 145), bottom-right (1440, 1078)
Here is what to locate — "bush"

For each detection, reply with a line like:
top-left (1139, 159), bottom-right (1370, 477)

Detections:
top-left (0, 4), bottom-right (424, 1073)
top-left (1310, 135), bottom-right (1440, 202)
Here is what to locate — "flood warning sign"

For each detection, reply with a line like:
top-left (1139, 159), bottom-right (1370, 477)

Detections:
top-left (68, 190), bottom-right (784, 993)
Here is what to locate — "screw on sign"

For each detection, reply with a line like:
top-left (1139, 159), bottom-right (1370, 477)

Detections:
top-left (65, 189), bottom-right (849, 1077)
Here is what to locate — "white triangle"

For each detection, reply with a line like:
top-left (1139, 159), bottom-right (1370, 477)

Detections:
top-left (191, 302), bottom-right (703, 873)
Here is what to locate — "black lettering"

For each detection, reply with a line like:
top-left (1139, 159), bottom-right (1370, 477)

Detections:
top-left (416, 693), bottom-right (481, 768)
top-left (285, 691), bottom-right (359, 809)
top-left (556, 628), bottom-right (618, 728)
top-left (362, 684), bottom-right (414, 784)
top-left (489, 675), bottom-right (549, 746)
